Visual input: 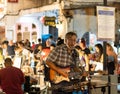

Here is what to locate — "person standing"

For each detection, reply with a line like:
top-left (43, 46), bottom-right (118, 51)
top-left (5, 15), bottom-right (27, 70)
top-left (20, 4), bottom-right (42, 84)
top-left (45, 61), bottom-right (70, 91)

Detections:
top-left (46, 32), bottom-right (82, 94)
top-left (2, 41), bottom-right (8, 58)
top-left (46, 35), bottom-right (56, 47)
top-left (89, 43), bottom-right (103, 72)
top-left (7, 40), bottom-right (15, 58)
top-left (75, 45), bottom-right (89, 71)
top-left (31, 42), bottom-right (36, 51)
top-left (106, 43), bottom-right (118, 74)
top-left (33, 44), bottom-right (43, 74)
top-left (79, 38), bottom-right (91, 56)
top-left (17, 41), bottom-right (31, 66)
top-left (34, 38), bottom-right (42, 51)
top-left (0, 58), bottom-right (25, 94)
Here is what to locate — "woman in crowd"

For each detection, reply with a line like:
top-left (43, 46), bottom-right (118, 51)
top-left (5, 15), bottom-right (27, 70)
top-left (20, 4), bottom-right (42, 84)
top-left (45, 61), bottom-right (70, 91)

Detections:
top-left (106, 43), bottom-right (118, 74)
top-left (18, 41), bottom-right (31, 66)
top-left (33, 44), bottom-right (43, 74)
top-left (79, 38), bottom-right (91, 56)
top-left (13, 46), bottom-right (23, 68)
top-left (89, 43), bottom-right (103, 72)
top-left (94, 43), bottom-right (103, 63)
top-left (75, 45), bottom-right (89, 71)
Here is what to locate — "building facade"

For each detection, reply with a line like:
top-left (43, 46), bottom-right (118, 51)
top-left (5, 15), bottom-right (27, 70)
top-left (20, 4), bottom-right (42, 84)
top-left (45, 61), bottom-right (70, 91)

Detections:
top-left (0, 0), bottom-right (120, 45)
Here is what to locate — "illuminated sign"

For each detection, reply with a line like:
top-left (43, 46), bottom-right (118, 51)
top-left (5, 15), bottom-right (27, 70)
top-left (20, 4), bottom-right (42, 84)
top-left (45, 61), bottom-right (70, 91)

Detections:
top-left (44, 16), bottom-right (56, 26)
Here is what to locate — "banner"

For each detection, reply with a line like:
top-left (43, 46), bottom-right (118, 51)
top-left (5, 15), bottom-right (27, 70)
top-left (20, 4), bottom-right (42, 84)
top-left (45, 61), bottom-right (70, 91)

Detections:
top-left (8, 0), bottom-right (18, 3)
top-left (97, 6), bottom-right (115, 41)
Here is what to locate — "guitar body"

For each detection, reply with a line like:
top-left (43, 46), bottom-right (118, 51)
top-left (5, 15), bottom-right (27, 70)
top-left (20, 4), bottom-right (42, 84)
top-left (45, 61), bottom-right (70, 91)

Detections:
top-left (49, 66), bottom-right (84, 84)
top-left (50, 68), bottom-right (70, 84)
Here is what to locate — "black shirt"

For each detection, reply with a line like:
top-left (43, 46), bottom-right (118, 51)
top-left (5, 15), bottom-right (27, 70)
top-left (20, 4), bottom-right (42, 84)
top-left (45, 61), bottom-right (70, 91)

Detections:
top-left (82, 48), bottom-right (90, 55)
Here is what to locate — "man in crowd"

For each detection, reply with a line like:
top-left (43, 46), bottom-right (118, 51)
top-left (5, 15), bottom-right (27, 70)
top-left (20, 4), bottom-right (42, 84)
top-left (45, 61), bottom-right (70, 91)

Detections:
top-left (7, 40), bottom-right (15, 58)
top-left (46, 32), bottom-right (81, 94)
top-left (0, 58), bottom-right (25, 94)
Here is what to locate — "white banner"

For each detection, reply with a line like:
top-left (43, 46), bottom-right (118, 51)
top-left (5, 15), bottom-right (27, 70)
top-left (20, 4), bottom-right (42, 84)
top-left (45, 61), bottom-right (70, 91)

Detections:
top-left (97, 6), bottom-right (115, 41)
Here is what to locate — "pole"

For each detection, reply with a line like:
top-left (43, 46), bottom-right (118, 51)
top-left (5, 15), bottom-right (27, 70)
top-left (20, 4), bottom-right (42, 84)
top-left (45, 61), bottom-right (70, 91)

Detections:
top-left (103, 42), bottom-right (107, 71)
top-left (104, 0), bottom-right (107, 6)
top-left (103, 0), bottom-right (107, 74)
top-left (103, 1), bottom-right (111, 94)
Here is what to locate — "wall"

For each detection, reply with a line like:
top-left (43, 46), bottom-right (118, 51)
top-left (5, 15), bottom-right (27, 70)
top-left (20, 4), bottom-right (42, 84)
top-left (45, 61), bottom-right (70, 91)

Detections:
top-left (3, 0), bottom-right (61, 42)
top-left (67, 7), bottom-right (120, 46)
top-left (6, 0), bottom-right (49, 14)
top-left (67, 9), bottom-right (97, 40)
top-left (3, 0), bottom-right (120, 43)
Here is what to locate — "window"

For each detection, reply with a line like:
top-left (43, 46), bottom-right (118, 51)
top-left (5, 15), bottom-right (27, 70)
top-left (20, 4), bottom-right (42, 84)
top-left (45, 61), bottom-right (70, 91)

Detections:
top-left (17, 25), bottom-right (21, 30)
top-left (32, 24), bottom-right (36, 29)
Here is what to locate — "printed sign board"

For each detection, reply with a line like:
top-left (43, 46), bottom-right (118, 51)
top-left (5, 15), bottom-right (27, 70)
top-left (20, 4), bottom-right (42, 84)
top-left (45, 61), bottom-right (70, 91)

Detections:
top-left (97, 6), bottom-right (115, 41)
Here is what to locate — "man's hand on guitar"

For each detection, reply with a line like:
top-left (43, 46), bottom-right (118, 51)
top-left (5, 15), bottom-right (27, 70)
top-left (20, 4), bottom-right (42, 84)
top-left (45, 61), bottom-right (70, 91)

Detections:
top-left (50, 67), bottom-right (70, 83)
top-left (58, 68), bottom-right (70, 78)
top-left (82, 71), bottom-right (88, 76)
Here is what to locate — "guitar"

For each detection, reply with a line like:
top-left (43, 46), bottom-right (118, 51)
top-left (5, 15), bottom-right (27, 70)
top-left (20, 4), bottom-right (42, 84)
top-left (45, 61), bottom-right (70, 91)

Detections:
top-left (50, 66), bottom-right (84, 84)
top-left (50, 67), bottom-right (105, 84)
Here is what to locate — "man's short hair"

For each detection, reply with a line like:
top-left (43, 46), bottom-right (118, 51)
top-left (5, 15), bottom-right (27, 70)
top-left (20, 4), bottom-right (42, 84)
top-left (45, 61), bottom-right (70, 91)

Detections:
top-left (65, 32), bottom-right (77, 39)
top-left (4, 58), bottom-right (13, 64)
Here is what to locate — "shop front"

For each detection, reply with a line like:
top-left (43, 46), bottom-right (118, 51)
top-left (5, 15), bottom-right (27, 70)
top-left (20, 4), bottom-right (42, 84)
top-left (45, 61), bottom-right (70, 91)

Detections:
top-left (15, 10), bottom-right (59, 44)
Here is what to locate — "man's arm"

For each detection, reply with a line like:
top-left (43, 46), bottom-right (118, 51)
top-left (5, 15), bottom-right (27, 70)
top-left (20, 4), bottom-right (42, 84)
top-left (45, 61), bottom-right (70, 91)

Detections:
top-left (46, 61), bottom-right (68, 78)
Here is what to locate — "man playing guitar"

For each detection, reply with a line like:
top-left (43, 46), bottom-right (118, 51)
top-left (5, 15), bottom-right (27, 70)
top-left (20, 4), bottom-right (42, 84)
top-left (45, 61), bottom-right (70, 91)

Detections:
top-left (46, 32), bottom-right (82, 94)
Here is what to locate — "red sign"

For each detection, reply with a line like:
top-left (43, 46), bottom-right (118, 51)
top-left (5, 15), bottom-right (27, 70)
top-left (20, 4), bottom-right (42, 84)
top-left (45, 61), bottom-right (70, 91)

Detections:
top-left (8, 0), bottom-right (18, 3)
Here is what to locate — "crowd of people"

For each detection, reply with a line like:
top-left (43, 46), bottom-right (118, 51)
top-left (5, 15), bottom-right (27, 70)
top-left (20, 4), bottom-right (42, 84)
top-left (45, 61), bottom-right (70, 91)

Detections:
top-left (0, 32), bottom-right (119, 94)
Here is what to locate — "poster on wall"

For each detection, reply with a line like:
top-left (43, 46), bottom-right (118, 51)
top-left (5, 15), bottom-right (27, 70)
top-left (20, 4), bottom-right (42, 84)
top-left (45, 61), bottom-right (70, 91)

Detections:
top-left (8, 0), bottom-right (18, 3)
top-left (97, 6), bottom-right (115, 41)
